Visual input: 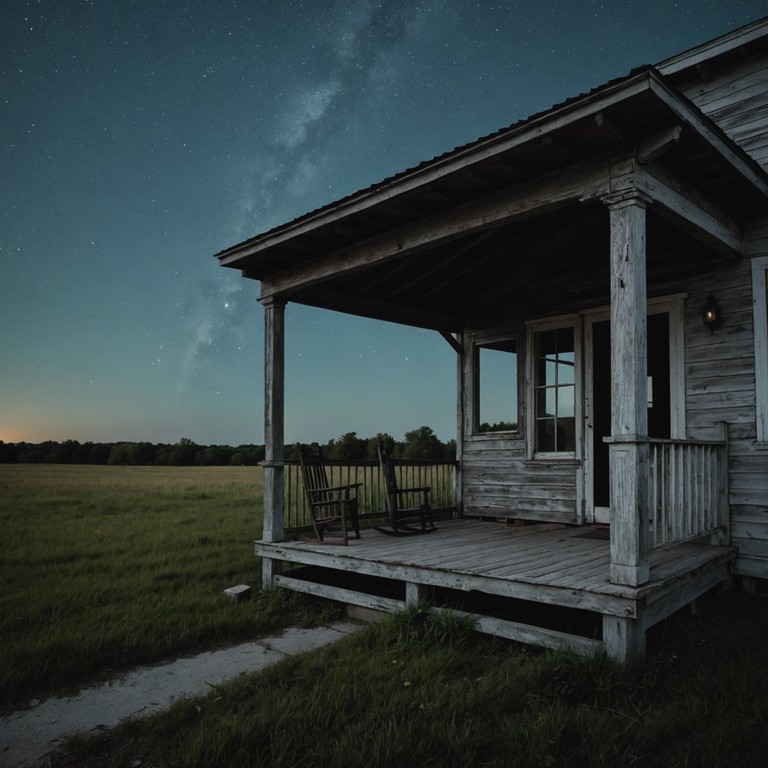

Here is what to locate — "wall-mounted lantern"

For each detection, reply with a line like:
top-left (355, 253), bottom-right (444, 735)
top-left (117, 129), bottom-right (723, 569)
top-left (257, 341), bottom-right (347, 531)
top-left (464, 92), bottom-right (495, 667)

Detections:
top-left (702, 294), bottom-right (722, 333)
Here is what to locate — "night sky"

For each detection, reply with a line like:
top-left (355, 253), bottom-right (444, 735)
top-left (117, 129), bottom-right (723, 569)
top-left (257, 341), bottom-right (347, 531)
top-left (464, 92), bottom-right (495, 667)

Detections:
top-left (2, 0), bottom-right (765, 447)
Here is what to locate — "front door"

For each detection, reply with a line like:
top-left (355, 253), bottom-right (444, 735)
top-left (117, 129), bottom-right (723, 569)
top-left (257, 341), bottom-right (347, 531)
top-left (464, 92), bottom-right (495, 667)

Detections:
top-left (585, 303), bottom-right (680, 524)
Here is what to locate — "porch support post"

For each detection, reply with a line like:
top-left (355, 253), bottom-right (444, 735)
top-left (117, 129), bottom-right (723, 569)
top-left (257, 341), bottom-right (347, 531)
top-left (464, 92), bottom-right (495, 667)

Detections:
top-left (603, 615), bottom-right (646, 662)
top-left (261, 297), bottom-right (287, 590)
top-left (405, 582), bottom-right (429, 606)
top-left (605, 191), bottom-right (651, 588)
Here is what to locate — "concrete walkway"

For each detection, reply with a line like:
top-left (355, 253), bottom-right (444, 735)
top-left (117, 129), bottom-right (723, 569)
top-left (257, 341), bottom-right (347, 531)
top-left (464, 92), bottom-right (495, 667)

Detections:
top-left (0, 622), bottom-right (361, 768)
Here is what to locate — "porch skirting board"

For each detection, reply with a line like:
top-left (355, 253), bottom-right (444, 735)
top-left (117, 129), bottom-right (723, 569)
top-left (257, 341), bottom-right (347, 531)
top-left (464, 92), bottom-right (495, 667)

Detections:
top-left (256, 519), bottom-right (736, 661)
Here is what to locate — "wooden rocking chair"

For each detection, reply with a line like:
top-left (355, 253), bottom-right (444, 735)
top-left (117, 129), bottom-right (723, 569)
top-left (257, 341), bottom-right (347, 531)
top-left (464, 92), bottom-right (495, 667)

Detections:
top-left (376, 442), bottom-right (437, 535)
top-left (298, 446), bottom-right (361, 545)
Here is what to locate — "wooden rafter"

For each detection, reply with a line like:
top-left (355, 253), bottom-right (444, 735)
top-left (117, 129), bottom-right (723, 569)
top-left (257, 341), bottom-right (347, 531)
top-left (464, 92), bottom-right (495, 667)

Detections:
top-left (259, 155), bottom-right (614, 300)
top-left (634, 162), bottom-right (743, 257)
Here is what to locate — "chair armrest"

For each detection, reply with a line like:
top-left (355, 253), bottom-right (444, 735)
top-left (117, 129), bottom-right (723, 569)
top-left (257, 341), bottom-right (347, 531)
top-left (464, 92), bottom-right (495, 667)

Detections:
top-left (308, 497), bottom-right (358, 509)
top-left (321, 482), bottom-right (362, 493)
top-left (392, 486), bottom-right (430, 495)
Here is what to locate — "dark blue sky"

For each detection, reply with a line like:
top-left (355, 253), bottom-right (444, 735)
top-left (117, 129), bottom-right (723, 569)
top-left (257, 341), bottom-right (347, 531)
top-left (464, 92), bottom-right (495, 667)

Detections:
top-left (2, 0), bottom-right (765, 446)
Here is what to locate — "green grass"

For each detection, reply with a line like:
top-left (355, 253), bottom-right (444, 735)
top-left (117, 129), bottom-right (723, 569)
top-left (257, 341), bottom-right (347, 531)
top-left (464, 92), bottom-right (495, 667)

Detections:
top-left (0, 464), bottom-right (340, 710)
top-left (4, 464), bottom-right (768, 766)
top-left (51, 594), bottom-right (768, 768)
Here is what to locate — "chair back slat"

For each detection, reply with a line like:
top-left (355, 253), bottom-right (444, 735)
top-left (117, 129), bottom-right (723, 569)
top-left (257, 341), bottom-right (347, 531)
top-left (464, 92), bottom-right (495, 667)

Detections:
top-left (377, 442), bottom-right (400, 512)
top-left (297, 446), bottom-right (360, 544)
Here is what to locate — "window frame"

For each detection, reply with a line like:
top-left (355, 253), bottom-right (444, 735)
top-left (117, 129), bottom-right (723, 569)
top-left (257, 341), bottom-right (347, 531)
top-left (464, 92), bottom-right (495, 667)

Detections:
top-left (753, 256), bottom-right (768, 446)
top-left (469, 332), bottom-right (522, 439)
top-left (526, 316), bottom-right (582, 460)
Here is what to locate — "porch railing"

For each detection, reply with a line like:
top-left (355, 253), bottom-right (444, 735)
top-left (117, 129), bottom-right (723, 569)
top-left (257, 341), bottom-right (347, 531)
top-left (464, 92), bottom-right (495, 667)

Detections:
top-left (283, 458), bottom-right (458, 534)
top-left (647, 431), bottom-right (729, 548)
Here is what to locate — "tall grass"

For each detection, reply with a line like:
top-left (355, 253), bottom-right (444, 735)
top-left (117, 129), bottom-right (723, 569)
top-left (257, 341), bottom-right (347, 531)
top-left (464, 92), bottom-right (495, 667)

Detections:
top-left (0, 465), bottom-right (338, 709)
top-left (52, 594), bottom-right (768, 768)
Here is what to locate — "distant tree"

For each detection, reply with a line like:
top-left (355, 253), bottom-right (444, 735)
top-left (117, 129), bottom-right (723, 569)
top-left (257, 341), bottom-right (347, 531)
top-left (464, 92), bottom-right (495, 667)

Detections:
top-left (328, 432), bottom-right (367, 461)
top-left (71, 441), bottom-right (92, 464)
top-left (17, 444), bottom-right (43, 463)
top-left (131, 442), bottom-right (158, 465)
top-left (0, 441), bottom-right (18, 463)
top-left (366, 432), bottom-right (396, 461)
top-left (196, 445), bottom-right (234, 466)
top-left (107, 443), bottom-right (134, 465)
top-left (54, 439), bottom-right (80, 464)
top-left (398, 426), bottom-right (444, 460)
top-left (168, 438), bottom-right (198, 466)
top-left (87, 443), bottom-right (113, 464)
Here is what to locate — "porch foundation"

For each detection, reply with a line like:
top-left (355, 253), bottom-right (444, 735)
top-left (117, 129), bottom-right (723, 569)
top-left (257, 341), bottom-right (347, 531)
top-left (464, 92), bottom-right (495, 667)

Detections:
top-left (255, 519), bottom-right (735, 661)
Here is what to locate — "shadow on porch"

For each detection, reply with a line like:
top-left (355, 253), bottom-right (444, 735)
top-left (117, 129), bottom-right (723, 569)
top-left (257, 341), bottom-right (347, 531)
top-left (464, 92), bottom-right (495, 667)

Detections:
top-left (255, 518), bottom-right (736, 661)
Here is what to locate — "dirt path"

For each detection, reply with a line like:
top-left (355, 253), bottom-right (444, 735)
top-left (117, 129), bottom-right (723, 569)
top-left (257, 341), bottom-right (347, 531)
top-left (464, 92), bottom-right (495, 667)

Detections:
top-left (0, 622), bottom-right (361, 767)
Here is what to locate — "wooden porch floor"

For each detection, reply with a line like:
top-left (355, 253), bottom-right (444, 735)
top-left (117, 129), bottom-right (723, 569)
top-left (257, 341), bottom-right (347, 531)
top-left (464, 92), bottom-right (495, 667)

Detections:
top-left (256, 519), bottom-right (735, 656)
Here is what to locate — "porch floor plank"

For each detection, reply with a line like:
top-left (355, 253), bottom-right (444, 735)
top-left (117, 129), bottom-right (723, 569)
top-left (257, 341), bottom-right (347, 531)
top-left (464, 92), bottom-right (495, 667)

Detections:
top-left (258, 519), bottom-right (735, 624)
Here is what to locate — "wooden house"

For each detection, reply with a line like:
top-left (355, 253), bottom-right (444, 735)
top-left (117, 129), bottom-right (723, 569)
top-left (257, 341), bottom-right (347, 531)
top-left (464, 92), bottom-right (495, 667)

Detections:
top-left (215, 19), bottom-right (768, 660)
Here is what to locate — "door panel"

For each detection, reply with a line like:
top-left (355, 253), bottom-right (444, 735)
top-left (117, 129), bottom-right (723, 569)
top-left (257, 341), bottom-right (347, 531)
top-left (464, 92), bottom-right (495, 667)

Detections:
top-left (587, 310), bottom-right (673, 522)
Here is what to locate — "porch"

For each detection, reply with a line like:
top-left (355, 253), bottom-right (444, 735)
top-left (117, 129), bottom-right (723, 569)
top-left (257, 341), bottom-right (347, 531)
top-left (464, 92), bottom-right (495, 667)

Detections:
top-left (217, 66), bottom-right (765, 660)
top-left (256, 518), bottom-right (735, 661)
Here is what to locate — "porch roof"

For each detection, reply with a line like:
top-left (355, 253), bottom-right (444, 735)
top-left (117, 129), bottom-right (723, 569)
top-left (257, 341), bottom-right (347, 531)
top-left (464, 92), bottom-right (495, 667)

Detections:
top-left (216, 65), bottom-right (768, 332)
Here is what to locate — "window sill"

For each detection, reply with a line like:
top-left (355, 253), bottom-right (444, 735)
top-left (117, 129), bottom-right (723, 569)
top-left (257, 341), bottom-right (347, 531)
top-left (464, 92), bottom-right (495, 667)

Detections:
top-left (468, 432), bottom-right (522, 441)
top-left (524, 455), bottom-right (581, 467)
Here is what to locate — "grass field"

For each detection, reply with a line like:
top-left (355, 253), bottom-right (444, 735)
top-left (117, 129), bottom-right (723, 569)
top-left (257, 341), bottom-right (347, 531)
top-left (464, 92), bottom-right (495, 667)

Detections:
top-left (0, 464), bottom-right (339, 710)
top-left (4, 464), bottom-right (768, 766)
top-left (53, 594), bottom-right (768, 768)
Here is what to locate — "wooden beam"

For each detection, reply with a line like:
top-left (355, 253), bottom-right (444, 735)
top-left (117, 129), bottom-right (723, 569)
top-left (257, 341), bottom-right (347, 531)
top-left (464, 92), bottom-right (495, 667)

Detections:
top-left (260, 156), bottom-right (613, 299)
top-left (648, 75), bottom-right (768, 199)
top-left (637, 125), bottom-right (682, 164)
top-left (634, 162), bottom-right (743, 257)
top-left (439, 330), bottom-right (464, 356)
top-left (594, 111), bottom-right (627, 147)
top-left (292, 286), bottom-right (460, 331)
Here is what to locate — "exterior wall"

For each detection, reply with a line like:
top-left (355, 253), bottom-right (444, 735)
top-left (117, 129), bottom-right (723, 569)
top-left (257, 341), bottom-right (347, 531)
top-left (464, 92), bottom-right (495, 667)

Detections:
top-left (658, 27), bottom-right (768, 577)
top-left (462, 436), bottom-right (579, 523)
top-left (665, 46), bottom-right (768, 170)
top-left (460, 327), bottom-right (580, 524)
top-left (458, 224), bottom-right (768, 571)
top-left (681, 220), bottom-right (768, 579)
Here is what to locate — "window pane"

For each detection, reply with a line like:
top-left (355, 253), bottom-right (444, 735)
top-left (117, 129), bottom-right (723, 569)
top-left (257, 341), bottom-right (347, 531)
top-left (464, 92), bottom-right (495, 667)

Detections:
top-left (478, 341), bottom-right (518, 432)
top-left (537, 419), bottom-right (556, 452)
top-left (559, 417), bottom-right (576, 452)
top-left (533, 325), bottom-right (576, 453)
top-left (557, 385), bottom-right (575, 418)
top-left (558, 357), bottom-right (575, 385)
top-left (545, 388), bottom-right (557, 417)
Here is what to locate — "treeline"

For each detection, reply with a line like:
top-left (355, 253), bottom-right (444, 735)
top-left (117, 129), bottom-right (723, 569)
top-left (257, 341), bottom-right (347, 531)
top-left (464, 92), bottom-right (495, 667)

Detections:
top-left (0, 427), bottom-right (455, 466)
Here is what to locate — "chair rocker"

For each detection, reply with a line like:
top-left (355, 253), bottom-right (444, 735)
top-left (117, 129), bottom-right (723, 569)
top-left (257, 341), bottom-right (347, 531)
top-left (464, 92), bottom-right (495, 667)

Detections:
top-left (375, 442), bottom-right (437, 536)
top-left (298, 446), bottom-right (361, 545)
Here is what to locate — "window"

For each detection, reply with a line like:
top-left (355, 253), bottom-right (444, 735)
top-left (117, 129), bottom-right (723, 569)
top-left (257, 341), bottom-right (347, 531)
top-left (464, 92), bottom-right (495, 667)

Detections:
top-left (753, 257), bottom-right (768, 444)
top-left (533, 325), bottom-right (576, 454)
top-left (475, 339), bottom-right (518, 433)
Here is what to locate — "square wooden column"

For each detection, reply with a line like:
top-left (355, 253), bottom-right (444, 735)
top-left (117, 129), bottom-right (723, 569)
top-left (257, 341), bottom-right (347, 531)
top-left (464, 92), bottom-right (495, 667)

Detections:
top-left (261, 297), bottom-right (286, 590)
top-left (605, 192), bottom-right (650, 588)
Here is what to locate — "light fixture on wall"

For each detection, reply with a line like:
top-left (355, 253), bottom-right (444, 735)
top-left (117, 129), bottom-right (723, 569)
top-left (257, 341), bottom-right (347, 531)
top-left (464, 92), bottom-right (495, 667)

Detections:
top-left (702, 294), bottom-right (722, 333)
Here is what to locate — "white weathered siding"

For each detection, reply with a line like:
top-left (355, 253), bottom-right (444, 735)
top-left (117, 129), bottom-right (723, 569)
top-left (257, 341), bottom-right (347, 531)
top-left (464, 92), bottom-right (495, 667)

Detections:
top-left (462, 438), bottom-right (578, 523)
top-left (684, 218), bottom-right (768, 579)
top-left (665, 48), bottom-right (768, 170)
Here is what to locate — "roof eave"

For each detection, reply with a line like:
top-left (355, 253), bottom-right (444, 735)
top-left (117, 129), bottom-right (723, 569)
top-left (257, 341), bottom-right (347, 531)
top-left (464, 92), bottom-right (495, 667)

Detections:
top-left (215, 68), bottom-right (658, 269)
top-left (657, 16), bottom-right (768, 76)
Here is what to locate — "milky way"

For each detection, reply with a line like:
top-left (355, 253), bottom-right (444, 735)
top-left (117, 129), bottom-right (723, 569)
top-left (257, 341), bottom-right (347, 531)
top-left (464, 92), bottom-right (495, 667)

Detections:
top-left (1, 0), bottom-right (764, 444)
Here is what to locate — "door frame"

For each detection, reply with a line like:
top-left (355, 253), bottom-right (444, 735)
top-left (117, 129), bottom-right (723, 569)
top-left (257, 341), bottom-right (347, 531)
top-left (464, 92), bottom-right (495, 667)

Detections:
top-left (582, 294), bottom-right (686, 524)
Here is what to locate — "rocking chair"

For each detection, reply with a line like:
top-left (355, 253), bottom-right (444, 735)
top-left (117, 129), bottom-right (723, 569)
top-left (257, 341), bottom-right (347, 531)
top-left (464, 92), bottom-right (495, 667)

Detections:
top-left (298, 446), bottom-right (361, 545)
top-left (375, 442), bottom-right (437, 535)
